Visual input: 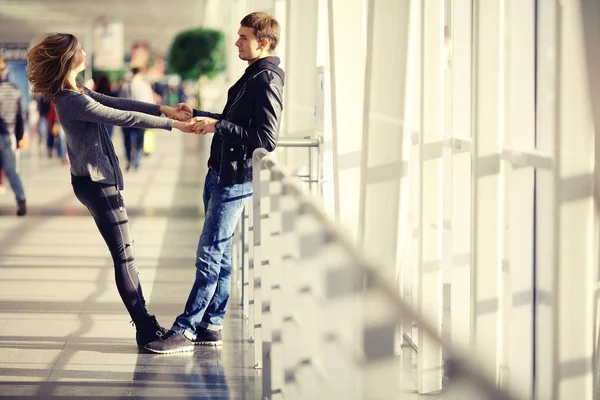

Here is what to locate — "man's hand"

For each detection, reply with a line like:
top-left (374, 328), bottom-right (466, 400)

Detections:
top-left (191, 117), bottom-right (218, 135)
top-left (176, 102), bottom-right (193, 116)
top-left (160, 105), bottom-right (192, 121)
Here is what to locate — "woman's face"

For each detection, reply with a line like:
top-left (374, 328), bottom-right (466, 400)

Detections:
top-left (71, 42), bottom-right (86, 73)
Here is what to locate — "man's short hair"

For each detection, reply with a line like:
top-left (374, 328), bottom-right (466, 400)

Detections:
top-left (240, 12), bottom-right (281, 52)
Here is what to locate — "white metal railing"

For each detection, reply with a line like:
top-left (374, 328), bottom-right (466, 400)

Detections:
top-left (232, 147), bottom-right (519, 400)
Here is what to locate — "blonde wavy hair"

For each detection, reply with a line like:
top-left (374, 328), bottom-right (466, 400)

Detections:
top-left (27, 33), bottom-right (83, 102)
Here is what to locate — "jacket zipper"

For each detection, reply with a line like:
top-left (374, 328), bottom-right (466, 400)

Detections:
top-left (218, 86), bottom-right (247, 183)
top-left (227, 87), bottom-right (247, 119)
top-left (225, 70), bottom-right (268, 119)
top-left (218, 70), bottom-right (269, 183)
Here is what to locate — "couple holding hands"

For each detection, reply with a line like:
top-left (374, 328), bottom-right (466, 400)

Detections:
top-left (26, 11), bottom-right (284, 354)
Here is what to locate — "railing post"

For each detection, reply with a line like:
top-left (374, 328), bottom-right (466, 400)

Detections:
top-left (278, 180), bottom-right (304, 400)
top-left (246, 197), bottom-right (256, 345)
top-left (241, 208), bottom-right (249, 316)
top-left (262, 174), bottom-right (285, 399)
top-left (252, 149), bottom-right (268, 370)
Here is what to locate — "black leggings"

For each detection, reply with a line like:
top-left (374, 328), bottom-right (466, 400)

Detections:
top-left (71, 175), bottom-right (150, 326)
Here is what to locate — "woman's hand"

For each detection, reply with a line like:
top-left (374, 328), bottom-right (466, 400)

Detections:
top-left (160, 105), bottom-right (192, 121)
top-left (191, 117), bottom-right (218, 135)
top-left (173, 119), bottom-right (197, 133)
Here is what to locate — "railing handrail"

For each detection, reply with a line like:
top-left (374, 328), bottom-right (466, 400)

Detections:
top-left (252, 147), bottom-right (517, 400)
top-left (277, 137), bottom-right (321, 148)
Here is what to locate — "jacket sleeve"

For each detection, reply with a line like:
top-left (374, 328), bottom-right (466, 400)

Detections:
top-left (193, 109), bottom-right (222, 120)
top-left (215, 79), bottom-right (282, 151)
top-left (63, 92), bottom-right (173, 130)
top-left (87, 89), bottom-right (162, 116)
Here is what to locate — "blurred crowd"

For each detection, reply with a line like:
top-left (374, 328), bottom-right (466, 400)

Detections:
top-left (0, 66), bottom-right (197, 194)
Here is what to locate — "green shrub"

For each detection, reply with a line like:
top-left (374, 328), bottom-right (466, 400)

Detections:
top-left (167, 28), bottom-right (226, 80)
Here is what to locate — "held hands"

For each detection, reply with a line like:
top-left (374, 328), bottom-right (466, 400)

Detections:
top-left (172, 119), bottom-right (197, 133)
top-left (190, 117), bottom-right (218, 135)
top-left (160, 105), bottom-right (192, 121)
top-left (176, 102), bottom-right (193, 116)
top-left (163, 103), bottom-right (219, 135)
top-left (176, 102), bottom-right (218, 135)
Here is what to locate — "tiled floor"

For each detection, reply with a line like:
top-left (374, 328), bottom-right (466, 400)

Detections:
top-left (0, 129), bottom-right (443, 399)
top-left (0, 130), bottom-right (260, 399)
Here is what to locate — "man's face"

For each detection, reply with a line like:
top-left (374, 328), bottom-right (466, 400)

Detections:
top-left (235, 26), bottom-right (265, 63)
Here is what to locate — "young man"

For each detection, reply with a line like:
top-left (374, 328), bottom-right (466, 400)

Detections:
top-left (0, 56), bottom-right (27, 216)
top-left (145, 12), bottom-right (285, 353)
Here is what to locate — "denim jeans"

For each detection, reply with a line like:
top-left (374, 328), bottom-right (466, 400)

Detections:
top-left (57, 126), bottom-right (67, 159)
top-left (38, 116), bottom-right (48, 143)
top-left (71, 174), bottom-right (151, 326)
top-left (105, 124), bottom-right (114, 139)
top-left (0, 134), bottom-right (25, 201)
top-left (173, 169), bottom-right (252, 337)
top-left (47, 126), bottom-right (67, 158)
top-left (122, 127), bottom-right (144, 169)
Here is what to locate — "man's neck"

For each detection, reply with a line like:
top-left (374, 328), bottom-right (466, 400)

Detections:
top-left (247, 54), bottom-right (270, 66)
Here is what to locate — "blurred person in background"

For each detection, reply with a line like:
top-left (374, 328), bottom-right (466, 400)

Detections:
top-left (122, 67), bottom-right (154, 171)
top-left (27, 33), bottom-right (197, 347)
top-left (46, 102), bottom-right (68, 164)
top-left (145, 12), bottom-right (285, 354)
top-left (165, 75), bottom-right (187, 106)
top-left (35, 94), bottom-right (51, 147)
top-left (0, 55), bottom-right (27, 216)
top-left (93, 74), bottom-right (117, 138)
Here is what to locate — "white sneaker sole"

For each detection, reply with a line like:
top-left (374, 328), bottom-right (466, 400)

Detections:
top-left (144, 344), bottom-right (195, 354)
top-left (194, 340), bottom-right (223, 346)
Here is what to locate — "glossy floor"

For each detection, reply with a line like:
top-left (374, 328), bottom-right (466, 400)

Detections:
top-left (0, 129), bottom-right (436, 399)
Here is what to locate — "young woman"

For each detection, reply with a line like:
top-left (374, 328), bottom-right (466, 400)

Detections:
top-left (26, 33), bottom-right (196, 346)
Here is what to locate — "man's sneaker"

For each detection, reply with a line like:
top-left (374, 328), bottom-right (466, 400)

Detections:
top-left (193, 328), bottom-right (223, 346)
top-left (144, 330), bottom-right (194, 354)
top-left (135, 315), bottom-right (168, 347)
top-left (16, 199), bottom-right (26, 216)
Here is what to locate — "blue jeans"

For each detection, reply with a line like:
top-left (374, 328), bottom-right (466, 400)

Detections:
top-left (57, 127), bottom-right (67, 158)
top-left (173, 169), bottom-right (252, 337)
top-left (105, 124), bottom-right (114, 139)
top-left (47, 126), bottom-right (67, 158)
top-left (38, 116), bottom-right (48, 143)
top-left (0, 134), bottom-right (25, 201)
top-left (122, 127), bottom-right (144, 169)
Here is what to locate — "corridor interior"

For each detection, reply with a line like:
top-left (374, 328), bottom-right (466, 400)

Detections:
top-left (0, 130), bottom-right (260, 398)
top-left (0, 129), bottom-right (431, 399)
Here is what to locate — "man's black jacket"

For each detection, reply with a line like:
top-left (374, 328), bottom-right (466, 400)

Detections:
top-left (193, 56), bottom-right (285, 185)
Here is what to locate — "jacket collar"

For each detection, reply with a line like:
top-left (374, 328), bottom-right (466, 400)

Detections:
top-left (245, 56), bottom-right (280, 75)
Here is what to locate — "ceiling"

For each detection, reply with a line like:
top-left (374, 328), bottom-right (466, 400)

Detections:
top-left (0, 0), bottom-right (210, 55)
